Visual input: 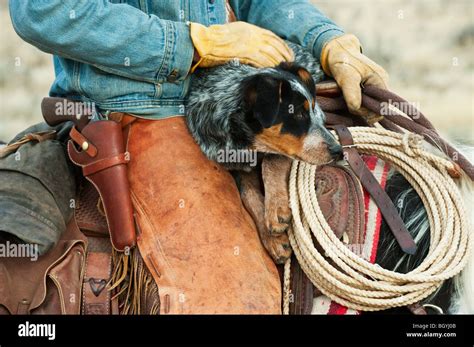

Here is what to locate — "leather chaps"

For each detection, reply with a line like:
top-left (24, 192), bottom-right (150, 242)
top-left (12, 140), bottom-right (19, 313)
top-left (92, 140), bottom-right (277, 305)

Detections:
top-left (126, 116), bottom-right (282, 314)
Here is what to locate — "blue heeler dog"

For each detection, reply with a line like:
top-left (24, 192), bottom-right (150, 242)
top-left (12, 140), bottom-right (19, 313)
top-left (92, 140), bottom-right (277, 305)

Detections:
top-left (185, 42), bottom-right (341, 264)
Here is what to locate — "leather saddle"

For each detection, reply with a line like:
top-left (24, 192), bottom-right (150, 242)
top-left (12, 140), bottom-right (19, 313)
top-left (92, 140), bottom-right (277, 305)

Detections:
top-left (289, 164), bottom-right (366, 314)
top-left (0, 91), bottom-right (413, 315)
top-left (2, 103), bottom-right (283, 314)
top-left (0, 175), bottom-right (117, 315)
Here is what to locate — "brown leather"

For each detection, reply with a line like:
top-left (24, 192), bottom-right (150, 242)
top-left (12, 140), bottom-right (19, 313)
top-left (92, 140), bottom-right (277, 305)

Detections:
top-left (111, 296), bottom-right (120, 314)
top-left (289, 164), bottom-right (366, 313)
top-left (315, 81), bottom-right (341, 98)
top-left (69, 126), bottom-right (97, 157)
top-left (315, 165), bottom-right (365, 242)
top-left (126, 116), bottom-right (281, 314)
top-left (332, 125), bottom-right (417, 255)
top-left (68, 121), bottom-right (136, 251)
top-left (324, 112), bottom-right (358, 127)
top-left (289, 255), bottom-right (314, 315)
top-left (0, 130), bottom-right (57, 158)
top-left (82, 152), bottom-right (129, 176)
top-left (113, 113), bottom-right (137, 128)
top-left (0, 219), bottom-right (86, 314)
top-left (75, 180), bottom-right (109, 238)
top-left (313, 84), bottom-right (474, 181)
top-left (82, 252), bottom-right (112, 315)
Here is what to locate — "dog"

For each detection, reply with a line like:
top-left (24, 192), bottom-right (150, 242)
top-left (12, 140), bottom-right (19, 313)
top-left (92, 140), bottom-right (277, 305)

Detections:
top-left (186, 41), bottom-right (341, 263)
top-left (185, 41), bottom-right (474, 313)
top-left (186, 41), bottom-right (341, 171)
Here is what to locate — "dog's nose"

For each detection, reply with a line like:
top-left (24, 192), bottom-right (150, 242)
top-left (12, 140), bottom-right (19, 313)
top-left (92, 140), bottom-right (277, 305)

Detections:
top-left (328, 142), bottom-right (343, 159)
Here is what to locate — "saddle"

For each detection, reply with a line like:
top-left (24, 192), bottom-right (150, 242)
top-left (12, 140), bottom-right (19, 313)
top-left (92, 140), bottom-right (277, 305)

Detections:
top-left (0, 104), bottom-right (282, 314)
top-left (3, 80), bottom-right (456, 315)
top-left (33, 99), bottom-right (386, 315)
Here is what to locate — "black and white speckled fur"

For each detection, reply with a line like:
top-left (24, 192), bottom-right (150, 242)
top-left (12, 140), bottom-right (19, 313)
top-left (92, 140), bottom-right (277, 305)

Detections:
top-left (185, 41), bottom-right (325, 170)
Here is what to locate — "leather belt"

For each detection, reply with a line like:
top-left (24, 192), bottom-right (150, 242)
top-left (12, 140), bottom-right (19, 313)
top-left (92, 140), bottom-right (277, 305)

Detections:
top-left (289, 256), bottom-right (314, 314)
top-left (82, 252), bottom-right (112, 315)
top-left (332, 125), bottom-right (417, 255)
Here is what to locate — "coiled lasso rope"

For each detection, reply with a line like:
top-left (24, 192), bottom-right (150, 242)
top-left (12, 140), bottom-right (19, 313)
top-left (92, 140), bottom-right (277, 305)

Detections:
top-left (283, 127), bottom-right (471, 312)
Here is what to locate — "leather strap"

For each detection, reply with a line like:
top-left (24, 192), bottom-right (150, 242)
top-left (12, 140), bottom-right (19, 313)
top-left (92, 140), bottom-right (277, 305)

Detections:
top-left (82, 252), bottom-right (112, 315)
top-left (289, 256), bottom-right (314, 314)
top-left (70, 126), bottom-right (98, 157)
top-left (332, 125), bottom-right (417, 255)
top-left (313, 83), bottom-right (474, 181)
top-left (315, 80), bottom-right (341, 98)
top-left (111, 296), bottom-right (120, 315)
top-left (82, 152), bottom-right (129, 176)
top-left (0, 130), bottom-right (57, 158)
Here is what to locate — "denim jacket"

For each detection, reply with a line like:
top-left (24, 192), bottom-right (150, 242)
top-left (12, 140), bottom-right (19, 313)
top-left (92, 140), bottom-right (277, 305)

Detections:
top-left (9, 0), bottom-right (343, 118)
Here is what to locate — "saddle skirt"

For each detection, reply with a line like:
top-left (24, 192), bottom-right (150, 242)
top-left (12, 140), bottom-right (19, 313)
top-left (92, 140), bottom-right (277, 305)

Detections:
top-left (312, 156), bottom-right (391, 315)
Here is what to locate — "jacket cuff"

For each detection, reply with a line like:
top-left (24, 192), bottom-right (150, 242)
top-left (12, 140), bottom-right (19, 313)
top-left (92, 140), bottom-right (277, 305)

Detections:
top-left (158, 21), bottom-right (195, 83)
top-left (307, 26), bottom-right (345, 61)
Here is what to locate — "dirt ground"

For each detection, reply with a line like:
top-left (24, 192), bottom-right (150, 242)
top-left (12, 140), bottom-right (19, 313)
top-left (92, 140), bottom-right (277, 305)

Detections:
top-left (1, 0), bottom-right (473, 144)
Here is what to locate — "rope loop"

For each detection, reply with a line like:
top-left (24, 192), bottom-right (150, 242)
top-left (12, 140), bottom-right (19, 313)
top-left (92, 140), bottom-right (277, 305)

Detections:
top-left (283, 126), bottom-right (471, 312)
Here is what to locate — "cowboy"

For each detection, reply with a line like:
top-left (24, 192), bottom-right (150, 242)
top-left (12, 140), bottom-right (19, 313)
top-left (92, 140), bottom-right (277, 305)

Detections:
top-left (8, 0), bottom-right (389, 313)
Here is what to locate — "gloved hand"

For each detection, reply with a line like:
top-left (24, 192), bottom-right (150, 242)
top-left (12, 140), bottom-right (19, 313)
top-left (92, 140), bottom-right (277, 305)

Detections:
top-left (190, 21), bottom-right (294, 71)
top-left (321, 34), bottom-right (389, 124)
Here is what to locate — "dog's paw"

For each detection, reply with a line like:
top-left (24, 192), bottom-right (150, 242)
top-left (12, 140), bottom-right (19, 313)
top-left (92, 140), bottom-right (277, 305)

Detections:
top-left (265, 196), bottom-right (292, 234)
top-left (262, 154), bottom-right (293, 235)
top-left (260, 230), bottom-right (292, 264)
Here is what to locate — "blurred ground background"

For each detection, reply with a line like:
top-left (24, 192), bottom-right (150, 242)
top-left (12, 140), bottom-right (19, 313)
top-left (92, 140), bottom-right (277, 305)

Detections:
top-left (1, 0), bottom-right (473, 143)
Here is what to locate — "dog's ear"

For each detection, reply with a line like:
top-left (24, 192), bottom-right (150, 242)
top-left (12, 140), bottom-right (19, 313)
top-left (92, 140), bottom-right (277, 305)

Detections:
top-left (278, 62), bottom-right (316, 99)
top-left (243, 75), bottom-right (283, 128)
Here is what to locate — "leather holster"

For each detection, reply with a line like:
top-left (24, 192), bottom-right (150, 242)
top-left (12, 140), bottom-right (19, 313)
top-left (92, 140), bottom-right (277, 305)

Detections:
top-left (67, 120), bottom-right (136, 251)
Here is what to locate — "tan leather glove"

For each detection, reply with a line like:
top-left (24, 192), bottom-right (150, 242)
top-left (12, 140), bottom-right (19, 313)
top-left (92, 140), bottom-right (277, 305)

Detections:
top-left (321, 34), bottom-right (389, 124)
top-left (190, 21), bottom-right (294, 71)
